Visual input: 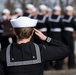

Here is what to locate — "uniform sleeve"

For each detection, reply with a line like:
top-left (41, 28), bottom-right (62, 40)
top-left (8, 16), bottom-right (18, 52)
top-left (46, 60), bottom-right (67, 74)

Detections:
top-left (40, 37), bottom-right (71, 62)
top-left (0, 49), bottom-right (6, 75)
top-left (0, 62), bottom-right (5, 75)
top-left (46, 17), bottom-right (50, 36)
top-left (73, 18), bottom-right (76, 30)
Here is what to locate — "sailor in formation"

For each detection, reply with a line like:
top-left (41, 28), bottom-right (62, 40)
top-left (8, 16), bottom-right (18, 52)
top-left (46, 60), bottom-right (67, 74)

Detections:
top-left (62, 6), bottom-right (76, 69)
top-left (48, 5), bottom-right (64, 70)
top-left (23, 4), bottom-right (35, 17)
top-left (34, 5), bottom-right (48, 44)
top-left (12, 8), bottom-right (23, 19)
top-left (0, 9), bottom-right (14, 49)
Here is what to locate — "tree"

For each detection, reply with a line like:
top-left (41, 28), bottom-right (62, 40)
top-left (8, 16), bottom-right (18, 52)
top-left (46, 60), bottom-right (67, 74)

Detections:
top-left (30, 0), bottom-right (39, 7)
top-left (17, 0), bottom-right (26, 11)
top-left (5, 0), bottom-right (15, 12)
top-left (59, 0), bottom-right (64, 13)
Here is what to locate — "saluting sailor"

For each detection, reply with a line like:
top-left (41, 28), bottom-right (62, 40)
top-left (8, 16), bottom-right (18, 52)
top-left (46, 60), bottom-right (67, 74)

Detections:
top-left (62, 6), bottom-right (76, 69)
top-left (0, 16), bottom-right (70, 75)
top-left (23, 4), bottom-right (35, 17)
top-left (48, 5), bottom-right (63, 70)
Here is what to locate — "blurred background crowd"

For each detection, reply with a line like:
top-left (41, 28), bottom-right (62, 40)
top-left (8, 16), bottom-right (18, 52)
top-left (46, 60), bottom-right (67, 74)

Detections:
top-left (0, 0), bottom-right (76, 71)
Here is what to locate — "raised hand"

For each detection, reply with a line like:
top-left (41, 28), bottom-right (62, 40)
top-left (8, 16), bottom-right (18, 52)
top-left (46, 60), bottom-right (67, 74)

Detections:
top-left (34, 28), bottom-right (47, 41)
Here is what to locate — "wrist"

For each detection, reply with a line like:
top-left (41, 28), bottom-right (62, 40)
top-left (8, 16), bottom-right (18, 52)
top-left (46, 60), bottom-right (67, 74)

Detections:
top-left (43, 36), bottom-right (47, 41)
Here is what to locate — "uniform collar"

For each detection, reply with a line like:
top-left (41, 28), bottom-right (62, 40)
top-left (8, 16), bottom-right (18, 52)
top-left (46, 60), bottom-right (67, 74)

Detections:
top-left (62, 15), bottom-right (73, 22)
top-left (48, 14), bottom-right (61, 22)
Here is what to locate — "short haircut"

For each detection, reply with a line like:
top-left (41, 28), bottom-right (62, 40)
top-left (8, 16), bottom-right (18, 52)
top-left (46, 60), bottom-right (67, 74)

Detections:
top-left (14, 27), bottom-right (34, 39)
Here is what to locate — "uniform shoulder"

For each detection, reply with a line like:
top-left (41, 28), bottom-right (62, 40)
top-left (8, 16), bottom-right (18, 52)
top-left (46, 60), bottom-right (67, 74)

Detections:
top-left (32, 43), bottom-right (46, 50)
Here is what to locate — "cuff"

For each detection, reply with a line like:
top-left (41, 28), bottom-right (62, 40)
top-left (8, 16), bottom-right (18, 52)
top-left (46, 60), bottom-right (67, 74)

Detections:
top-left (46, 37), bottom-right (52, 43)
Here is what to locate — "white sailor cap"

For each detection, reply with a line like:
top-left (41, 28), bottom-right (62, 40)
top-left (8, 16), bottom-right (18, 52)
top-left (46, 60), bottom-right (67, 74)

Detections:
top-left (2, 9), bottom-right (10, 14)
top-left (15, 8), bottom-right (23, 13)
top-left (32, 7), bottom-right (37, 12)
top-left (65, 6), bottom-right (74, 11)
top-left (39, 5), bottom-right (47, 10)
top-left (53, 5), bottom-right (61, 10)
top-left (26, 4), bottom-right (35, 10)
top-left (10, 17), bottom-right (38, 28)
top-left (47, 8), bottom-right (52, 12)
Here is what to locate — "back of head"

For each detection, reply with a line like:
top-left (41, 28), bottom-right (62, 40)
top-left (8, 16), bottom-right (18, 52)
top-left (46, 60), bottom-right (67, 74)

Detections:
top-left (10, 17), bottom-right (38, 39)
top-left (14, 27), bottom-right (34, 39)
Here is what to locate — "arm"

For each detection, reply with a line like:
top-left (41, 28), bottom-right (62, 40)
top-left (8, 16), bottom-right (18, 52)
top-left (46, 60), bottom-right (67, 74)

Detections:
top-left (0, 55), bottom-right (5, 75)
top-left (0, 49), bottom-right (6, 75)
top-left (34, 29), bottom-right (71, 62)
top-left (73, 18), bottom-right (76, 30)
top-left (0, 62), bottom-right (5, 75)
top-left (40, 37), bottom-right (71, 62)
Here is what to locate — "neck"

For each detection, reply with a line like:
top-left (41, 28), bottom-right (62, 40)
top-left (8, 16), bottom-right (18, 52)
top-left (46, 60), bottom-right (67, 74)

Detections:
top-left (66, 14), bottom-right (73, 16)
top-left (17, 38), bottom-right (30, 44)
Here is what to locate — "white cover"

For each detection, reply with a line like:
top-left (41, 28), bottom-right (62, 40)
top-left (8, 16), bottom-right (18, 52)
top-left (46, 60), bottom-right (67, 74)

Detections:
top-left (26, 4), bottom-right (35, 10)
top-left (2, 9), bottom-right (10, 14)
top-left (15, 8), bottom-right (23, 13)
top-left (10, 17), bottom-right (38, 28)
top-left (53, 5), bottom-right (61, 10)
top-left (65, 6), bottom-right (74, 11)
top-left (39, 5), bottom-right (47, 10)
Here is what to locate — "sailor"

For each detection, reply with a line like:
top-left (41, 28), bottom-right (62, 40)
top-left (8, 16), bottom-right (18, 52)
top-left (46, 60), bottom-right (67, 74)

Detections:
top-left (33, 5), bottom-right (50, 70)
top-left (62, 6), bottom-right (76, 69)
top-left (47, 7), bottom-right (52, 16)
top-left (12, 8), bottom-right (23, 19)
top-left (34, 4), bottom-right (48, 44)
top-left (0, 16), bottom-right (70, 75)
top-left (23, 4), bottom-right (35, 17)
top-left (48, 5), bottom-right (64, 70)
top-left (0, 9), bottom-right (14, 49)
top-left (31, 7), bottom-right (37, 18)
top-left (48, 5), bottom-right (62, 41)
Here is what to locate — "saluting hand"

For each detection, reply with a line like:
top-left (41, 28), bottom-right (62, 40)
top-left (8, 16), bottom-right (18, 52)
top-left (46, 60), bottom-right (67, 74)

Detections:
top-left (34, 28), bottom-right (47, 41)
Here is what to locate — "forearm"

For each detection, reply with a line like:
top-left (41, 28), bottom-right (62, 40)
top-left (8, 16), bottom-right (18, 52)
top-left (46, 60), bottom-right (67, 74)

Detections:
top-left (44, 37), bottom-right (71, 60)
top-left (45, 37), bottom-right (65, 46)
